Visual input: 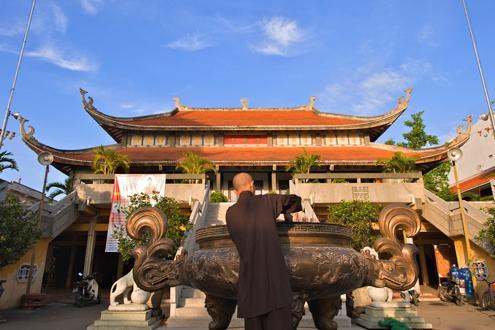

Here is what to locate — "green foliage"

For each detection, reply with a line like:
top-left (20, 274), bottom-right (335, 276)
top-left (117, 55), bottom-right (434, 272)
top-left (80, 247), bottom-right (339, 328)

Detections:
top-left (326, 201), bottom-right (382, 250)
top-left (0, 194), bottom-right (41, 269)
top-left (380, 152), bottom-right (417, 173)
top-left (46, 176), bottom-right (74, 199)
top-left (91, 145), bottom-right (130, 174)
top-left (384, 138), bottom-right (396, 146)
top-left (115, 193), bottom-right (191, 262)
top-left (424, 162), bottom-right (457, 200)
top-left (476, 208), bottom-right (495, 257)
top-left (210, 191), bottom-right (228, 203)
top-left (286, 149), bottom-right (321, 182)
top-left (0, 150), bottom-right (18, 173)
top-left (176, 151), bottom-right (215, 175)
top-left (393, 111), bottom-right (439, 149)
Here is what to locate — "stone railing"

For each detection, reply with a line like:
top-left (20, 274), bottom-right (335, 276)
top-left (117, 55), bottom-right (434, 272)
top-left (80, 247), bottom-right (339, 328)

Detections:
top-left (74, 173), bottom-right (207, 205)
top-left (291, 172), bottom-right (424, 207)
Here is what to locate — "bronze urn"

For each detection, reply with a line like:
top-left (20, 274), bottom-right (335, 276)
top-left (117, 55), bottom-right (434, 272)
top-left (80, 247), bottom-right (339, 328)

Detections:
top-left (127, 204), bottom-right (420, 330)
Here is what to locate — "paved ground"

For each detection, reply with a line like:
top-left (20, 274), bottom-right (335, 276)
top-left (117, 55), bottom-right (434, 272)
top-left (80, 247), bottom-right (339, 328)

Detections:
top-left (417, 301), bottom-right (495, 330)
top-left (0, 301), bottom-right (494, 329)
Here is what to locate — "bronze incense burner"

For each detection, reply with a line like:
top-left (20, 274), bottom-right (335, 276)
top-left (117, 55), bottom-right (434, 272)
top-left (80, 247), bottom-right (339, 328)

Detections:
top-left (128, 204), bottom-right (420, 330)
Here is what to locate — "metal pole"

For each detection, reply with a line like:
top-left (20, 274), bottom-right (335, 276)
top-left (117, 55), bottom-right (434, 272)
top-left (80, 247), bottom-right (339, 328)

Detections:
top-left (452, 162), bottom-right (472, 264)
top-left (25, 164), bottom-right (49, 297)
top-left (0, 0), bottom-right (37, 151)
top-left (461, 0), bottom-right (495, 138)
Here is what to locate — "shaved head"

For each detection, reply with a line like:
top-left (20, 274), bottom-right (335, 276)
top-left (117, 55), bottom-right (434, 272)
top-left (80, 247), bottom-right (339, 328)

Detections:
top-left (233, 172), bottom-right (254, 195)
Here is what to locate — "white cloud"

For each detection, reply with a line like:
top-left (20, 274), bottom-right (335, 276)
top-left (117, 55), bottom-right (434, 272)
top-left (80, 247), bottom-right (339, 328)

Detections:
top-left (81, 0), bottom-right (103, 15)
top-left (252, 17), bottom-right (304, 56)
top-left (24, 45), bottom-right (98, 72)
top-left (416, 25), bottom-right (439, 47)
top-left (0, 22), bottom-right (25, 37)
top-left (166, 33), bottom-right (212, 51)
top-left (51, 3), bottom-right (68, 34)
top-left (119, 101), bottom-right (171, 115)
top-left (318, 68), bottom-right (411, 116)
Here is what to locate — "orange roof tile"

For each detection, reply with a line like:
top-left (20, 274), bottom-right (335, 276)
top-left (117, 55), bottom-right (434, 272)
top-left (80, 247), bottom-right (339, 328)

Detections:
top-left (452, 167), bottom-right (495, 193)
top-left (125, 110), bottom-right (361, 127)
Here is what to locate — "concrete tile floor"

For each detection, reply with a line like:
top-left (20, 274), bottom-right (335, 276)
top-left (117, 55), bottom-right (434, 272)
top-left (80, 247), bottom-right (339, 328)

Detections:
top-left (0, 300), bottom-right (494, 330)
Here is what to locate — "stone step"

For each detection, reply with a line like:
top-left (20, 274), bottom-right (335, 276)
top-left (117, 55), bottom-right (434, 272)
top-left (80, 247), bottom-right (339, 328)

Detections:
top-left (174, 307), bottom-right (210, 317)
top-left (100, 310), bottom-right (153, 321)
top-left (163, 316), bottom-right (363, 329)
top-left (90, 317), bottom-right (161, 329)
top-left (180, 287), bottom-right (205, 299)
top-left (182, 297), bottom-right (206, 308)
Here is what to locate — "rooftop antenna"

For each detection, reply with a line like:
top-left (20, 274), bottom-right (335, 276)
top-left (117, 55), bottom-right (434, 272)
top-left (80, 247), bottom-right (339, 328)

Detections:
top-left (0, 0), bottom-right (37, 151)
top-left (461, 0), bottom-right (495, 139)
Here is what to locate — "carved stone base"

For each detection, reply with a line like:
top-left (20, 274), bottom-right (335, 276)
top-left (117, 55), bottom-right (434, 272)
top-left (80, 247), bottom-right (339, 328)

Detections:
top-left (354, 302), bottom-right (432, 329)
top-left (108, 303), bottom-right (149, 311)
top-left (87, 309), bottom-right (161, 330)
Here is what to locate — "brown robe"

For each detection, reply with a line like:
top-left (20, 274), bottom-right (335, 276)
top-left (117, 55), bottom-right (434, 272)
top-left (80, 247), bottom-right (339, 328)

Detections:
top-left (226, 191), bottom-right (302, 318)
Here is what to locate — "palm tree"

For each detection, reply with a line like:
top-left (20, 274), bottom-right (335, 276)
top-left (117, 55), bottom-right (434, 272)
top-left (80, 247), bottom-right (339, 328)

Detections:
top-left (0, 151), bottom-right (18, 173)
top-left (91, 146), bottom-right (130, 174)
top-left (286, 149), bottom-right (320, 179)
top-left (380, 152), bottom-right (417, 173)
top-left (176, 152), bottom-right (215, 182)
top-left (46, 176), bottom-right (74, 199)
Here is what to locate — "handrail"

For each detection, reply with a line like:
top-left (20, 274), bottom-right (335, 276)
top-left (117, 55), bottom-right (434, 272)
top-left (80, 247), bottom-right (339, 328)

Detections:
top-left (74, 173), bottom-right (207, 184)
top-left (293, 172), bottom-right (422, 182)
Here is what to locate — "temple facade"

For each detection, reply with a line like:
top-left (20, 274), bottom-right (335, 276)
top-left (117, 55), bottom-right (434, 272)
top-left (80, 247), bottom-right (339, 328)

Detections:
top-left (6, 86), bottom-right (493, 309)
top-left (21, 87), bottom-right (472, 200)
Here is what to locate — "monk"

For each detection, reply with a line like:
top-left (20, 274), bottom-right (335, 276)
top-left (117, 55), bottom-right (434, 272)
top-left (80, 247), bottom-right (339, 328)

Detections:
top-left (226, 172), bottom-right (302, 330)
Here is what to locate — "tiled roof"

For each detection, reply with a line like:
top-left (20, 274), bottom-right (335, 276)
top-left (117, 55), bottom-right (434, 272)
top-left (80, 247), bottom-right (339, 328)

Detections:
top-left (126, 110), bottom-right (360, 127)
top-left (453, 167), bottom-right (495, 193)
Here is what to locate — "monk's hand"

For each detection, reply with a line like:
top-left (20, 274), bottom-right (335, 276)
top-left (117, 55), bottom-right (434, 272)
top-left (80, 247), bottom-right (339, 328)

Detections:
top-left (283, 212), bottom-right (293, 222)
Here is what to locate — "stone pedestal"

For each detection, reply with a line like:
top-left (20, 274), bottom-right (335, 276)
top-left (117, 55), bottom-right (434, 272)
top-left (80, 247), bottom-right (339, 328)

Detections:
top-left (87, 309), bottom-right (161, 330)
top-left (354, 302), bottom-right (432, 329)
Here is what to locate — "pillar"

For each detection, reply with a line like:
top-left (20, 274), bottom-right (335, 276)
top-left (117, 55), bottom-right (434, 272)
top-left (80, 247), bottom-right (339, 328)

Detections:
top-left (271, 165), bottom-right (277, 192)
top-left (65, 245), bottom-right (76, 289)
top-left (453, 238), bottom-right (468, 268)
top-left (215, 165), bottom-right (221, 191)
top-left (83, 217), bottom-right (97, 275)
top-left (117, 254), bottom-right (124, 279)
top-left (418, 242), bottom-right (430, 286)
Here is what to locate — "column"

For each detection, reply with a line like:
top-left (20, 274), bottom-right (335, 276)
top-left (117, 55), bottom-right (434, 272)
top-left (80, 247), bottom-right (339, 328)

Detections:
top-left (65, 246), bottom-right (76, 288)
top-left (453, 238), bottom-right (468, 267)
top-left (83, 217), bottom-right (97, 275)
top-left (271, 165), bottom-right (277, 192)
top-left (215, 165), bottom-right (221, 191)
top-left (418, 241), bottom-right (430, 286)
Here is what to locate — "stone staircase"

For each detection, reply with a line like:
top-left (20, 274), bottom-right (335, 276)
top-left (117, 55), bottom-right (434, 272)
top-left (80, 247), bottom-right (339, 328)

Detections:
top-left (422, 188), bottom-right (492, 254)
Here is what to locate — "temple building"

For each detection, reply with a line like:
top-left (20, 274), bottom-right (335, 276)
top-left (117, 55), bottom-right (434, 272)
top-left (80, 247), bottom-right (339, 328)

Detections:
top-left (3, 86), bottom-right (493, 310)
top-left (21, 88), bottom-right (471, 197)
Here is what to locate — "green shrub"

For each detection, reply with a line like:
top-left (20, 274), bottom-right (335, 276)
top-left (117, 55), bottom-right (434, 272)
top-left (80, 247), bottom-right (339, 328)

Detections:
top-left (326, 200), bottom-right (382, 250)
top-left (476, 208), bottom-right (495, 257)
top-left (210, 191), bottom-right (228, 203)
top-left (0, 194), bottom-right (41, 269)
top-left (115, 193), bottom-right (190, 262)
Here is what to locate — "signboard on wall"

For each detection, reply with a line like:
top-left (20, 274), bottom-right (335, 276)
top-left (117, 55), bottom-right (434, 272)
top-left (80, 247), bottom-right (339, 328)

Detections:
top-left (105, 174), bottom-right (166, 252)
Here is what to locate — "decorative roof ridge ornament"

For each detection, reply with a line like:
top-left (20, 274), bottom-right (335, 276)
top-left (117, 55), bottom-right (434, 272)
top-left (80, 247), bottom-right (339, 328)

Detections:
top-left (241, 98), bottom-right (248, 110)
top-left (79, 88), bottom-right (97, 112)
top-left (456, 114), bottom-right (473, 136)
top-left (173, 96), bottom-right (183, 110)
top-left (394, 87), bottom-right (413, 113)
top-left (308, 96), bottom-right (316, 111)
top-left (19, 115), bottom-right (35, 139)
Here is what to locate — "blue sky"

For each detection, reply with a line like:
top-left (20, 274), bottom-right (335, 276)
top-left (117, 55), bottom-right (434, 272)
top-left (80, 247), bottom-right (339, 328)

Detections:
top-left (0, 0), bottom-right (494, 190)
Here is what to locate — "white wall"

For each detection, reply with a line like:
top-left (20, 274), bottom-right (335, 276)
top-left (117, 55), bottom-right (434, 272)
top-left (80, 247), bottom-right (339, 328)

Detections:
top-left (448, 119), bottom-right (495, 184)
